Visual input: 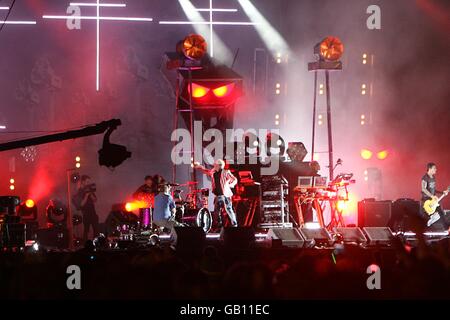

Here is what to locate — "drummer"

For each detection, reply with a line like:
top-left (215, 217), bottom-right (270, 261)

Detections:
top-left (133, 175), bottom-right (157, 207)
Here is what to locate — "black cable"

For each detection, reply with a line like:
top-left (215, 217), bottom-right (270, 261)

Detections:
top-left (0, 0), bottom-right (17, 34)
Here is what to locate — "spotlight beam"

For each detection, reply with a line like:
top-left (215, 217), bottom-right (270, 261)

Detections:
top-left (237, 0), bottom-right (291, 57)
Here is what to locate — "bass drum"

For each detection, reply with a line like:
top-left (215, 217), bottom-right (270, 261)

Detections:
top-left (181, 208), bottom-right (212, 233)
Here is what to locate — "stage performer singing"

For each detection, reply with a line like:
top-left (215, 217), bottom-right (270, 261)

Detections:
top-left (194, 159), bottom-right (238, 227)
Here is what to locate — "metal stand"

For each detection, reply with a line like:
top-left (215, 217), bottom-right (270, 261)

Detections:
top-left (325, 70), bottom-right (334, 181)
top-left (172, 67), bottom-right (198, 184)
top-left (309, 61), bottom-right (342, 229)
top-left (66, 169), bottom-right (75, 251)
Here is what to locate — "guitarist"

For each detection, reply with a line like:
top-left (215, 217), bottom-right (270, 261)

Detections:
top-left (421, 163), bottom-right (449, 229)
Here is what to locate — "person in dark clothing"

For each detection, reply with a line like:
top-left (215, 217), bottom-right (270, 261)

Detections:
top-left (75, 175), bottom-right (99, 242)
top-left (421, 163), bottom-right (449, 230)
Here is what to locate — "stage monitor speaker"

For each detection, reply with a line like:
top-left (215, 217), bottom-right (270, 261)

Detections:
top-left (174, 227), bottom-right (206, 250)
top-left (363, 227), bottom-right (394, 245)
top-left (358, 200), bottom-right (392, 227)
top-left (221, 227), bottom-right (255, 249)
top-left (268, 228), bottom-right (304, 248)
top-left (391, 198), bottom-right (421, 232)
top-left (299, 227), bottom-right (332, 247)
top-left (1, 223), bottom-right (26, 248)
top-left (335, 227), bottom-right (367, 244)
top-left (36, 227), bottom-right (69, 249)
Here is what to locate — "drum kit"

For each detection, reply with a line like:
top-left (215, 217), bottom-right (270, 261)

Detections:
top-left (173, 181), bottom-right (212, 233)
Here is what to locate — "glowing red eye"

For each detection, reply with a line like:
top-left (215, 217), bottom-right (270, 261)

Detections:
top-left (360, 149), bottom-right (372, 160)
top-left (213, 83), bottom-right (234, 97)
top-left (189, 83), bottom-right (210, 98)
top-left (377, 150), bottom-right (388, 160)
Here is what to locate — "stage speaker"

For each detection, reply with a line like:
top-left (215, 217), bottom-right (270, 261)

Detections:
top-left (358, 200), bottom-right (392, 227)
top-left (363, 227), bottom-right (394, 245)
top-left (174, 227), bottom-right (206, 249)
top-left (299, 227), bottom-right (332, 247)
top-left (267, 228), bottom-right (304, 248)
top-left (390, 198), bottom-right (421, 231)
top-left (335, 227), bottom-right (367, 244)
top-left (36, 227), bottom-right (69, 249)
top-left (1, 223), bottom-right (26, 248)
top-left (221, 227), bottom-right (255, 249)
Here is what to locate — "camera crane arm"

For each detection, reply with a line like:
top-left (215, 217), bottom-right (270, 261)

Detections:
top-left (0, 119), bottom-right (122, 152)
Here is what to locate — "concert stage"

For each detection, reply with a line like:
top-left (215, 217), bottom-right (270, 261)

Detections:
top-left (0, 0), bottom-right (449, 306)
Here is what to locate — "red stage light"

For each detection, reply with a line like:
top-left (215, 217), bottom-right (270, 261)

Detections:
top-left (125, 202), bottom-right (134, 212)
top-left (25, 199), bottom-right (35, 208)
top-left (189, 83), bottom-right (210, 98)
top-left (337, 200), bottom-right (347, 212)
top-left (213, 83), bottom-right (234, 97)
top-left (125, 201), bottom-right (146, 212)
top-left (360, 149), bottom-right (373, 160)
top-left (377, 150), bottom-right (389, 160)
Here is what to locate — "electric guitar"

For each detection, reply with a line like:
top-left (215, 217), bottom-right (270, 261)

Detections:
top-left (423, 186), bottom-right (450, 215)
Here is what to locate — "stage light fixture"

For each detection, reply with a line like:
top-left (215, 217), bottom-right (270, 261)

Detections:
top-left (266, 132), bottom-right (285, 156)
top-left (309, 36), bottom-right (344, 72)
top-left (25, 199), bottom-right (35, 208)
top-left (177, 67), bottom-right (243, 109)
top-left (178, 34), bottom-right (208, 61)
top-left (243, 132), bottom-right (260, 157)
top-left (71, 173), bottom-right (81, 184)
top-left (314, 36), bottom-right (344, 62)
top-left (18, 199), bottom-right (38, 221)
top-left (98, 122), bottom-right (131, 169)
top-left (377, 150), bottom-right (389, 160)
top-left (361, 149), bottom-right (372, 160)
top-left (213, 83), bottom-right (234, 97)
top-left (46, 199), bottom-right (67, 226)
top-left (189, 83), bottom-right (210, 98)
top-left (75, 155), bottom-right (82, 168)
top-left (337, 200), bottom-right (347, 212)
